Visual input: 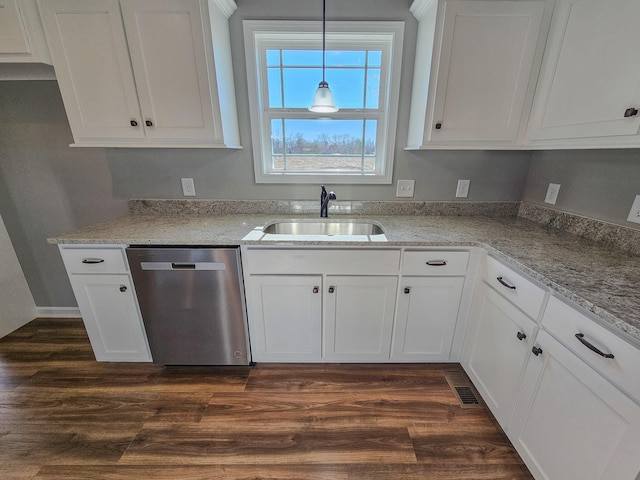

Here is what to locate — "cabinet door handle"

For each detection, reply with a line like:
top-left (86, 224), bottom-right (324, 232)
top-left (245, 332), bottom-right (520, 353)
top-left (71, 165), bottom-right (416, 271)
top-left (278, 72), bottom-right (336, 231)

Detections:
top-left (404, 287), bottom-right (411, 294)
top-left (130, 119), bottom-right (138, 127)
top-left (145, 119), bottom-right (154, 127)
top-left (119, 285), bottom-right (127, 292)
top-left (82, 258), bottom-right (105, 264)
top-left (516, 331), bottom-right (527, 341)
top-left (497, 276), bottom-right (516, 290)
top-left (328, 286), bottom-right (335, 293)
top-left (313, 286), bottom-right (319, 294)
top-left (435, 122), bottom-right (442, 130)
top-left (624, 107), bottom-right (638, 117)
top-left (532, 346), bottom-right (543, 356)
top-left (575, 333), bottom-right (615, 359)
top-left (426, 260), bottom-right (447, 267)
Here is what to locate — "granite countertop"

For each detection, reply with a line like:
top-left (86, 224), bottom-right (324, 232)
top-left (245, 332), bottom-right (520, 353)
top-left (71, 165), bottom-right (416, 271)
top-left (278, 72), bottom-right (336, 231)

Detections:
top-left (50, 212), bottom-right (640, 346)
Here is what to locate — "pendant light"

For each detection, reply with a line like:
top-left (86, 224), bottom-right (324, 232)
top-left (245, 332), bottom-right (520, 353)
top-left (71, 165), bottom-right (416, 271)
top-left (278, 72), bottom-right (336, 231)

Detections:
top-left (309, 0), bottom-right (338, 113)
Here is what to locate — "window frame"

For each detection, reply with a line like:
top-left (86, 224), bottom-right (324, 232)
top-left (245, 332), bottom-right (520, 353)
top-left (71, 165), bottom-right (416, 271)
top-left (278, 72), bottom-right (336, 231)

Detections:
top-left (243, 20), bottom-right (405, 184)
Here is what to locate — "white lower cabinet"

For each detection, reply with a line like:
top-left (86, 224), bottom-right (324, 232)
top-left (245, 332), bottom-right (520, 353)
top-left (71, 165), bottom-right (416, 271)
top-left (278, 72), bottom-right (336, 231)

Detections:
top-left (509, 331), bottom-right (640, 480)
top-left (391, 276), bottom-right (465, 362)
top-left (462, 283), bottom-right (537, 428)
top-left (59, 245), bottom-right (151, 362)
top-left (69, 274), bottom-right (151, 362)
top-left (324, 275), bottom-right (398, 362)
top-left (246, 275), bottom-right (322, 362)
top-left (242, 247), bottom-right (472, 363)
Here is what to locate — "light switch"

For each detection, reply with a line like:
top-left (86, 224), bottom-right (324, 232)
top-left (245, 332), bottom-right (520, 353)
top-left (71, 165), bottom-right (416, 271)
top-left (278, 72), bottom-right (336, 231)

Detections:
top-left (396, 180), bottom-right (415, 198)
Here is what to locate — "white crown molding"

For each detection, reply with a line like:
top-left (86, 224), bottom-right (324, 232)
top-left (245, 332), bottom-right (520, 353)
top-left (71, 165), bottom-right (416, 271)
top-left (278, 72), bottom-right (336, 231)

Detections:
top-left (410, 0), bottom-right (437, 21)
top-left (210, 0), bottom-right (238, 19)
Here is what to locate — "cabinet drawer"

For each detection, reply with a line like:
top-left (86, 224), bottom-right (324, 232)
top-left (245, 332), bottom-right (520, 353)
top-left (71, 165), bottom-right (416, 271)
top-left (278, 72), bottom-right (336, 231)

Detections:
top-left (542, 296), bottom-right (640, 404)
top-left (61, 247), bottom-right (129, 274)
top-left (401, 251), bottom-right (469, 276)
top-left (483, 256), bottom-right (546, 319)
top-left (244, 249), bottom-right (401, 275)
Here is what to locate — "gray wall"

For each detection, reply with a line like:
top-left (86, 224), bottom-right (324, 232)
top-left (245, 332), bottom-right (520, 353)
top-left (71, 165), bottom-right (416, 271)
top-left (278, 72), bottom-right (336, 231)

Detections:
top-left (1, 0), bottom-right (534, 308)
top-left (522, 150), bottom-right (640, 230)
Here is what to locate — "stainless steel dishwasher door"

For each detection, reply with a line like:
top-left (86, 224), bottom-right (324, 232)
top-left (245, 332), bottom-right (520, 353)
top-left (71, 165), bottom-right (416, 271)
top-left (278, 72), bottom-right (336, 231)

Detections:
top-left (126, 247), bottom-right (250, 365)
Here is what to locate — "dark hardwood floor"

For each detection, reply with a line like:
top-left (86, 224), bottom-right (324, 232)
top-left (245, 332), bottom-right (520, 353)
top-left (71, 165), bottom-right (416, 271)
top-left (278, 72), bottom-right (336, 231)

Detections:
top-left (0, 318), bottom-right (533, 479)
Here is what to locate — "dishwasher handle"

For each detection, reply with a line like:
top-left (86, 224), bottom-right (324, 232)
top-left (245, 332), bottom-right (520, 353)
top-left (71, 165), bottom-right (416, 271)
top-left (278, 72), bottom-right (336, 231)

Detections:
top-left (171, 262), bottom-right (196, 269)
top-left (140, 262), bottom-right (227, 271)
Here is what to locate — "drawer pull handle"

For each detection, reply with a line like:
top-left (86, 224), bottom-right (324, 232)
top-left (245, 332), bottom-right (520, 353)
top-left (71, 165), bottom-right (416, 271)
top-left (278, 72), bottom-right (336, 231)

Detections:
top-left (516, 331), bottom-right (527, 341)
top-left (575, 333), bottom-right (615, 359)
top-left (532, 346), bottom-right (543, 356)
top-left (81, 258), bottom-right (105, 264)
top-left (328, 286), bottom-right (335, 293)
top-left (313, 286), bottom-right (319, 294)
top-left (119, 285), bottom-right (127, 292)
top-left (426, 260), bottom-right (447, 266)
top-left (497, 276), bottom-right (516, 290)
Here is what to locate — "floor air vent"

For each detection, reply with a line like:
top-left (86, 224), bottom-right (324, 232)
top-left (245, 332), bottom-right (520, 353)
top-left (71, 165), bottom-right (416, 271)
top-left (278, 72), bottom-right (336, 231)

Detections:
top-left (454, 386), bottom-right (480, 406)
top-left (444, 369), bottom-right (483, 408)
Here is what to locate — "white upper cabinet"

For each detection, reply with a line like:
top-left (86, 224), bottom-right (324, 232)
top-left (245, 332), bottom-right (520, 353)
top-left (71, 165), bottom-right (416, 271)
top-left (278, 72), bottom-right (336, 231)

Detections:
top-left (407, 0), bottom-right (551, 148)
top-left (526, 0), bottom-right (640, 147)
top-left (0, 0), bottom-right (51, 63)
top-left (38, 0), bottom-right (240, 147)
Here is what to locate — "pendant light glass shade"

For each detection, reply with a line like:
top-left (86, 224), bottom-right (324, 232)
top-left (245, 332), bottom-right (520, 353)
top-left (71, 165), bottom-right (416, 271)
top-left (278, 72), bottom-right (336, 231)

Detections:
top-left (310, 81), bottom-right (338, 113)
top-left (309, 0), bottom-right (338, 113)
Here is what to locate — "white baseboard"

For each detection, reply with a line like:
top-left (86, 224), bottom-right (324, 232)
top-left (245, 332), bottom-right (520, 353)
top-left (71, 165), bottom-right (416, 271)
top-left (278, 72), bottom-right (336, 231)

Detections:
top-left (36, 306), bottom-right (81, 318)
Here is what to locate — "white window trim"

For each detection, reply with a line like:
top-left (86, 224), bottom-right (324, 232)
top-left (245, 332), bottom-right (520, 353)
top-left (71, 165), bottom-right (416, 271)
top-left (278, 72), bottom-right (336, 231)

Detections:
top-left (243, 20), bottom-right (404, 185)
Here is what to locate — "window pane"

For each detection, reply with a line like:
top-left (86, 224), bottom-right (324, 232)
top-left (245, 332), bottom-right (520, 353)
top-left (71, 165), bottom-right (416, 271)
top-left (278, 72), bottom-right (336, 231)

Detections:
top-left (267, 68), bottom-right (283, 108)
top-left (367, 50), bottom-right (382, 67)
top-left (326, 68), bottom-right (365, 109)
top-left (271, 118), bottom-right (284, 151)
top-left (365, 119), bottom-right (377, 154)
top-left (266, 49), bottom-right (281, 66)
top-left (365, 68), bottom-right (380, 109)
top-left (271, 119), bottom-right (375, 172)
top-left (283, 68), bottom-right (322, 108)
top-left (325, 50), bottom-right (366, 67)
top-left (282, 50), bottom-right (322, 66)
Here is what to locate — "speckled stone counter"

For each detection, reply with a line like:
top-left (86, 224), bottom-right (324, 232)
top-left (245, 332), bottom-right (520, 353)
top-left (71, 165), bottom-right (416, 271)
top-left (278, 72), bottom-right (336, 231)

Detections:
top-left (49, 208), bottom-right (640, 346)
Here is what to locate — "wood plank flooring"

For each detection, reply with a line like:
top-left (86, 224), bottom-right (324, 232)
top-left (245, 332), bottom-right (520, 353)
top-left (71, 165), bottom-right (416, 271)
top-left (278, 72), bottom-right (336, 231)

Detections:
top-left (0, 318), bottom-right (533, 479)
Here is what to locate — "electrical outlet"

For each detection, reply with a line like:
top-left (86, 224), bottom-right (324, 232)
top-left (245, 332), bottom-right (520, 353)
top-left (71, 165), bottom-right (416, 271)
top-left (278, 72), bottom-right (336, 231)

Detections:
top-left (545, 183), bottom-right (561, 205)
top-left (627, 195), bottom-right (640, 224)
top-left (456, 179), bottom-right (470, 198)
top-left (181, 178), bottom-right (196, 197)
top-left (396, 179), bottom-right (415, 198)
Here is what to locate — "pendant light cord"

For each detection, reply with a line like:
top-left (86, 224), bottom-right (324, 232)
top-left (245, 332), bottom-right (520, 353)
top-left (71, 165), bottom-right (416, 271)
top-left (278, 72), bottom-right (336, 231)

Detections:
top-left (322, 0), bottom-right (326, 83)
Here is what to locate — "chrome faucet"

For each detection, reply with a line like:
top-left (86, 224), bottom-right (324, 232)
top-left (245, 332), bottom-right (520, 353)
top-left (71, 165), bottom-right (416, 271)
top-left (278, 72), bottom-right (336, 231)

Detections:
top-left (320, 185), bottom-right (336, 217)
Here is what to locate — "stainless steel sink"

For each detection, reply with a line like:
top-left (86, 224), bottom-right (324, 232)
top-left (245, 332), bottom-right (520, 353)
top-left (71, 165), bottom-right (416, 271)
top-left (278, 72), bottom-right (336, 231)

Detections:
top-left (263, 221), bottom-right (384, 236)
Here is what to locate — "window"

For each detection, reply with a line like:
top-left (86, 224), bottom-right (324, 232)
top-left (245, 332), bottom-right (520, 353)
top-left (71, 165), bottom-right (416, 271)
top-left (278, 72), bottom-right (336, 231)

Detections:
top-left (244, 21), bottom-right (404, 184)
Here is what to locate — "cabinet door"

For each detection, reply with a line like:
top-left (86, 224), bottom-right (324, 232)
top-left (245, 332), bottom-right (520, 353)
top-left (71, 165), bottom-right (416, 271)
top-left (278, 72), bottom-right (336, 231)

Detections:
top-left (38, 0), bottom-right (144, 141)
top-left (69, 274), bottom-right (151, 362)
top-left (324, 276), bottom-right (398, 362)
top-left (247, 275), bottom-right (322, 362)
top-left (120, 0), bottom-right (223, 142)
top-left (528, 0), bottom-right (640, 142)
top-left (510, 331), bottom-right (640, 480)
top-left (427, 0), bottom-right (546, 144)
top-left (391, 276), bottom-right (464, 362)
top-left (0, 0), bottom-right (31, 54)
top-left (462, 283), bottom-right (537, 429)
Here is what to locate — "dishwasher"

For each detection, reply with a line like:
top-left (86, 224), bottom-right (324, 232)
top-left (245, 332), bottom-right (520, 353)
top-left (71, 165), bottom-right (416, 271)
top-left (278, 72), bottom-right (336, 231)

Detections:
top-left (126, 247), bottom-right (250, 365)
